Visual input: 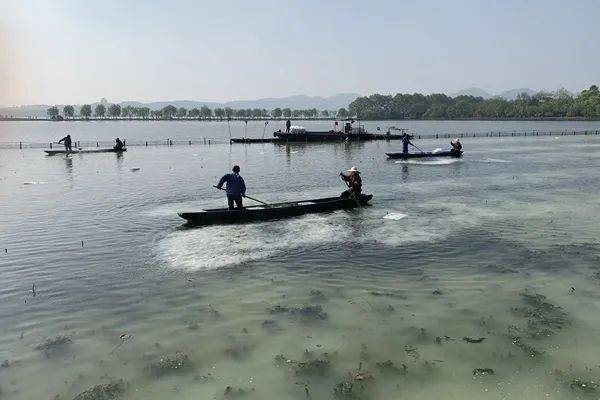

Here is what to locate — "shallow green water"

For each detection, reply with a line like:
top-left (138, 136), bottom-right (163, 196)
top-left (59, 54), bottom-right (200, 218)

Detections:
top-left (1, 131), bottom-right (600, 399)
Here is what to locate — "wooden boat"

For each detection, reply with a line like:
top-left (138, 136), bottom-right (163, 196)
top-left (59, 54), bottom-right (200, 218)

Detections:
top-left (44, 148), bottom-right (127, 155)
top-left (386, 150), bottom-right (462, 159)
top-left (178, 194), bottom-right (373, 226)
top-left (273, 130), bottom-right (404, 142)
top-left (230, 138), bottom-right (276, 143)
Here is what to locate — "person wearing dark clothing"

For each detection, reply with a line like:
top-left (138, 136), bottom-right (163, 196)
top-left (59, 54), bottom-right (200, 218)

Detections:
top-left (340, 166), bottom-right (362, 198)
top-left (286, 119), bottom-right (291, 133)
top-left (451, 138), bottom-right (462, 153)
top-left (217, 165), bottom-right (247, 210)
top-left (114, 138), bottom-right (124, 151)
top-left (58, 134), bottom-right (72, 152)
top-left (401, 133), bottom-right (412, 155)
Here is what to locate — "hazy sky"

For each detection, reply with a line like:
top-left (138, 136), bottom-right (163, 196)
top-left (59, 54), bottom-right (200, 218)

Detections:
top-left (1, 0), bottom-right (599, 106)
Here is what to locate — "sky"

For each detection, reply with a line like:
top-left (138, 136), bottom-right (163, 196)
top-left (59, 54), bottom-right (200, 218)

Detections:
top-left (1, 0), bottom-right (599, 106)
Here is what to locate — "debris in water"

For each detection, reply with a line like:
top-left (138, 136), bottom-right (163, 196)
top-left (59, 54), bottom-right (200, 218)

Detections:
top-left (0, 360), bottom-right (9, 368)
top-left (146, 351), bottom-right (191, 377)
top-left (376, 360), bottom-right (405, 374)
top-left (31, 283), bottom-right (36, 297)
top-left (432, 289), bottom-right (443, 295)
top-left (511, 336), bottom-right (544, 358)
top-left (224, 344), bottom-right (255, 360)
top-left (404, 345), bottom-right (420, 360)
top-left (473, 368), bottom-right (495, 376)
top-left (570, 378), bottom-right (599, 393)
top-left (130, 168), bottom-right (140, 172)
top-left (267, 305), bottom-right (327, 320)
top-left (369, 291), bottom-right (407, 299)
top-left (72, 380), bottom-right (126, 400)
top-left (35, 335), bottom-right (72, 357)
top-left (383, 212), bottom-right (407, 221)
top-left (463, 337), bottom-right (486, 343)
top-left (223, 386), bottom-right (255, 399)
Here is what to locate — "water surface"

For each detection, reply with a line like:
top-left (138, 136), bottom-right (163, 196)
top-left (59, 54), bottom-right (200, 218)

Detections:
top-left (1, 123), bottom-right (600, 399)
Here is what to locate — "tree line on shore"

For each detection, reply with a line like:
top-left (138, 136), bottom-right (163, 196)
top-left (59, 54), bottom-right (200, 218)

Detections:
top-left (348, 85), bottom-right (600, 120)
top-left (45, 104), bottom-right (350, 120)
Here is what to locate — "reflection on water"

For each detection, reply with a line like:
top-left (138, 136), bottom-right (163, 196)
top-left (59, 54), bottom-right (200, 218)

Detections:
top-left (1, 133), bottom-right (600, 399)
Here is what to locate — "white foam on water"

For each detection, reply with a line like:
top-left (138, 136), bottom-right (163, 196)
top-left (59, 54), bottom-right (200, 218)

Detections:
top-left (383, 212), bottom-right (407, 220)
top-left (157, 213), bottom-right (352, 271)
top-left (431, 147), bottom-right (443, 153)
top-left (23, 181), bottom-right (45, 185)
top-left (474, 158), bottom-right (512, 163)
top-left (394, 158), bottom-right (462, 165)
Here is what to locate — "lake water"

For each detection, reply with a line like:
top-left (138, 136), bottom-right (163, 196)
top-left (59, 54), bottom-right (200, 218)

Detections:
top-left (1, 121), bottom-right (600, 399)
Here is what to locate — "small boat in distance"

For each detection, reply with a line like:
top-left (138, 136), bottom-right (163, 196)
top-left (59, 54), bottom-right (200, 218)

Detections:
top-left (386, 150), bottom-right (463, 159)
top-left (178, 194), bottom-right (373, 226)
top-left (44, 148), bottom-right (127, 155)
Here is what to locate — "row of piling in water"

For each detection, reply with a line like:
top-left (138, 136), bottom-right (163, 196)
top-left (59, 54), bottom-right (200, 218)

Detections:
top-left (2, 129), bottom-right (600, 149)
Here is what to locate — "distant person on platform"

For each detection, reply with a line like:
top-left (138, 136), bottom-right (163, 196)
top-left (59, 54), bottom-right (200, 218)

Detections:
top-left (451, 138), bottom-right (462, 153)
top-left (340, 166), bottom-right (362, 198)
top-left (286, 119), bottom-right (291, 133)
top-left (401, 132), bottom-right (413, 155)
top-left (217, 165), bottom-right (246, 210)
top-left (113, 138), bottom-right (124, 151)
top-left (58, 134), bottom-right (72, 152)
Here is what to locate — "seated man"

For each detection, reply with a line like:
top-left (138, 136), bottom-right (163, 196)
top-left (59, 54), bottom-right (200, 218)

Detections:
top-left (340, 166), bottom-right (362, 198)
top-left (450, 138), bottom-right (462, 153)
top-left (114, 138), bottom-right (124, 151)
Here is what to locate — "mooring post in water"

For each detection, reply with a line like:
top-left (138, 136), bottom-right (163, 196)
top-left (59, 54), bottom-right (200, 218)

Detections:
top-left (96, 142), bottom-right (99, 147)
top-left (145, 141), bottom-right (148, 146)
top-left (19, 142), bottom-right (22, 149)
top-left (209, 139), bottom-right (211, 145)
top-left (189, 140), bottom-right (192, 145)
top-left (204, 137), bottom-right (206, 144)
top-left (436, 134), bottom-right (438, 139)
top-left (50, 143), bottom-right (52, 149)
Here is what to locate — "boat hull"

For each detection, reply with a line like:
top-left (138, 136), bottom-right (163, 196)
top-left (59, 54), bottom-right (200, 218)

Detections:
top-left (178, 194), bottom-right (373, 226)
top-left (230, 138), bottom-right (276, 143)
top-left (274, 131), bottom-right (404, 142)
top-left (44, 148), bottom-right (127, 155)
top-left (386, 150), bottom-right (462, 159)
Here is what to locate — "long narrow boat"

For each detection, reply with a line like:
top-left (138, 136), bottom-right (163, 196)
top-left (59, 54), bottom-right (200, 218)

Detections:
top-left (273, 131), bottom-right (404, 142)
top-left (230, 138), bottom-right (276, 143)
top-left (178, 194), bottom-right (373, 226)
top-left (386, 150), bottom-right (462, 159)
top-left (44, 148), bottom-right (127, 155)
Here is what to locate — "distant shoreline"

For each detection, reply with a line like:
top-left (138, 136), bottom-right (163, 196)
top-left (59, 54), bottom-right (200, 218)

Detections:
top-left (1, 117), bottom-right (600, 122)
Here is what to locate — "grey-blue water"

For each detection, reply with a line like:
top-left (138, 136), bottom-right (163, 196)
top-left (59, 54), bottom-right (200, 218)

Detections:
top-left (1, 120), bottom-right (600, 399)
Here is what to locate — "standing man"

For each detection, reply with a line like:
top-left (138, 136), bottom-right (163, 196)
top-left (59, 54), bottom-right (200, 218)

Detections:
top-left (401, 132), bottom-right (413, 155)
top-left (285, 119), bottom-right (291, 133)
top-left (58, 134), bottom-right (72, 152)
top-left (217, 165), bottom-right (246, 210)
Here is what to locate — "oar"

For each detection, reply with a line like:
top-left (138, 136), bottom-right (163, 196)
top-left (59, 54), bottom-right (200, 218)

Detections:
top-left (339, 174), bottom-right (361, 208)
top-left (213, 186), bottom-right (270, 207)
top-left (410, 142), bottom-right (426, 153)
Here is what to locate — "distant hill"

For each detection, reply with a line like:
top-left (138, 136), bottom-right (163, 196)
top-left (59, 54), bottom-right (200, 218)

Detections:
top-left (451, 87), bottom-right (493, 99)
top-left (451, 87), bottom-right (538, 100)
top-left (0, 93), bottom-right (361, 118)
top-left (497, 88), bottom-right (537, 100)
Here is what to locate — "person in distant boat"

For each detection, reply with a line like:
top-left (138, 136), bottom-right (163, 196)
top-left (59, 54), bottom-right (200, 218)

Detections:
top-left (451, 138), bottom-right (462, 153)
top-left (286, 119), bottom-right (291, 133)
top-left (58, 134), bottom-right (72, 152)
top-left (113, 138), bottom-right (124, 151)
top-left (340, 166), bottom-right (362, 198)
top-left (401, 132), bottom-right (413, 155)
top-left (217, 165), bottom-right (246, 210)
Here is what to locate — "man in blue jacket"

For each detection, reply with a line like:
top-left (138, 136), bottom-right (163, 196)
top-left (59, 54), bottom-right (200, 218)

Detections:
top-left (217, 165), bottom-right (246, 210)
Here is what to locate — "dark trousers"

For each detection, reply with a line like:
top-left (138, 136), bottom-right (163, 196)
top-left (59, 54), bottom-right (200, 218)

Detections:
top-left (227, 195), bottom-right (243, 210)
